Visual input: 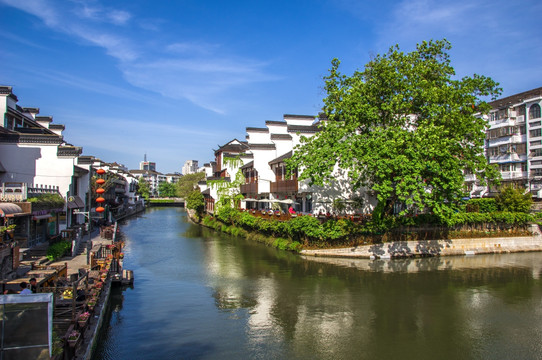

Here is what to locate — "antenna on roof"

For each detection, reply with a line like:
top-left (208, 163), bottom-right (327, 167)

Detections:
top-left (144, 153), bottom-right (147, 162)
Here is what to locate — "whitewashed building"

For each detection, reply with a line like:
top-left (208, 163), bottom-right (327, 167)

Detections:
top-left (201, 114), bottom-right (376, 215)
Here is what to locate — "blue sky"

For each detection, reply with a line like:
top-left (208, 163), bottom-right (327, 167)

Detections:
top-left (1, 0), bottom-right (541, 174)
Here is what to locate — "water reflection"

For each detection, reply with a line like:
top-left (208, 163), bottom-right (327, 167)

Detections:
top-left (94, 208), bottom-right (542, 360)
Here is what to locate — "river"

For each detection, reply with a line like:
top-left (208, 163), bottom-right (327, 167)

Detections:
top-left (92, 207), bottom-right (542, 360)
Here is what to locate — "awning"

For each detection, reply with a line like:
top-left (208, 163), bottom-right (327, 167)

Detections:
top-left (32, 214), bottom-right (52, 221)
top-left (0, 203), bottom-right (23, 217)
top-left (67, 196), bottom-right (85, 209)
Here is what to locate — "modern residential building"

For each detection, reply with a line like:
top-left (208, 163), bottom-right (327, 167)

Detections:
top-left (129, 169), bottom-right (165, 197)
top-left (182, 160), bottom-right (199, 175)
top-left (467, 87), bottom-right (542, 198)
top-left (165, 173), bottom-right (182, 184)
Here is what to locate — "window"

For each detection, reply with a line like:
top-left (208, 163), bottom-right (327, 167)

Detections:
top-left (512, 143), bottom-right (526, 155)
top-left (531, 148), bottom-right (542, 157)
top-left (530, 104), bottom-right (541, 119)
top-left (519, 125), bottom-right (526, 135)
top-left (530, 128), bottom-right (542, 138)
top-left (488, 147), bottom-right (499, 157)
top-left (531, 121), bottom-right (541, 127)
top-left (518, 105), bottom-right (526, 116)
top-left (500, 163), bottom-right (510, 172)
top-left (531, 140), bottom-right (542, 146)
top-left (521, 162), bottom-right (528, 172)
top-left (532, 168), bottom-right (542, 176)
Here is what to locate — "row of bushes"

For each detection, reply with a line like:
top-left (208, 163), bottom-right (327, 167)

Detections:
top-left (210, 206), bottom-right (540, 248)
top-left (28, 194), bottom-right (65, 211)
top-left (149, 199), bottom-right (175, 204)
top-left (201, 215), bottom-right (302, 252)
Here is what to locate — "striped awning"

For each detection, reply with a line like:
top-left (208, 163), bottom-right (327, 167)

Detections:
top-left (0, 203), bottom-right (23, 217)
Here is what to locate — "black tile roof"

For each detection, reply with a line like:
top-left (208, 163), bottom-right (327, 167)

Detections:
top-left (269, 151), bottom-right (292, 165)
top-left (270, 134), bottom-right (292, 140)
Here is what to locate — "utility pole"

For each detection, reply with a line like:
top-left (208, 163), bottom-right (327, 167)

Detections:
top-left (87, 169), bottom-right (92, 265)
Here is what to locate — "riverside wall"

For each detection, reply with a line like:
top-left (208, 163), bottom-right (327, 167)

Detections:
top-left (301, 235), bottom-right (542, 259)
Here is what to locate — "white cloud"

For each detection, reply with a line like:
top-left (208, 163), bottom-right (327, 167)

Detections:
top-left (0, 0), bottom-right (278, 114)
top-left (367, 0), bottom-right (542, 95)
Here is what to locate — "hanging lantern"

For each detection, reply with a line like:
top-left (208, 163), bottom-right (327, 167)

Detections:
top-left (96, 206), bottom-right (105, 213)
top-left (96, 178), bottom-right (106, 185)
top-left (97, 169), bottom-right (106, 175)
top-left (96, 188), bottom-right (105, 194)
top-left (96, 197), bottom-right (105, 203)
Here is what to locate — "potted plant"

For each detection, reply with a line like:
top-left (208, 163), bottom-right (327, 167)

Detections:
top-left (78, 311), bottom-right (90, 328)
top-left (67, 330), bottom-right (80, 347)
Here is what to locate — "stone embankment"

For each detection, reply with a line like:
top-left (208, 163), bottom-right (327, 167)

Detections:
top-left (301, 235), bottom-right (542, 259)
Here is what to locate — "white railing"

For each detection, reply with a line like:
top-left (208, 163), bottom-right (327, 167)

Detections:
top-left (500, 171), bottom-right (528, 180)
top-left (0, 182), bottom-right (60, 202)
top-left (0, 183), bottom-right (27, 202)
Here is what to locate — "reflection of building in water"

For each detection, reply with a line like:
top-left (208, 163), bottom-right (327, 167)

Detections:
top-left (300, 252), bottom-right (542, 276)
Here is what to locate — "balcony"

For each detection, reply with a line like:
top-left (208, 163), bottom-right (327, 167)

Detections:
top-left (0, 182), bottom-right (60, 202)
top-left (270, 179), bottom-right (298, 193)
top-left (240, 182), bottom-right (258, 194)
top-left (0, 183), bottom-right (27, 202)
top-left (500, 171), bottom-right (528, 180)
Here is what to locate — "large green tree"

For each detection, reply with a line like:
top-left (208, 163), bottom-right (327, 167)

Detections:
top-left (158, 182), bottom-right (177, 197)
top-left (137, 176), bottom-right (151, 200)
top-left (176, 172), bottom-right (205, 199)
top-left (288, 39), bottom-right (501, 221)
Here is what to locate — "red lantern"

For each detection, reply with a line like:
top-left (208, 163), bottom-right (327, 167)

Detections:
top-left (96, 188), bottom-right (105, 194)
top-left (97, 169), bottom-right (106, 175)
top-left (96, 197), bottom-right (105, 203)
top-left (96, 207), bottom-right (105, 213)
top-left (96, 178), bottom-right (105, 185)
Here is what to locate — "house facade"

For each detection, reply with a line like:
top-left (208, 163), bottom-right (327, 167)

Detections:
top-left (201, 114), bottom-right (377, 215)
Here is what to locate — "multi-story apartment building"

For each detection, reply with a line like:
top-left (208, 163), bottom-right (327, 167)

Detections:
top-left (182, 160), bottom-right (199, 175)
top-left (468, 87), bottom-right (542, 198)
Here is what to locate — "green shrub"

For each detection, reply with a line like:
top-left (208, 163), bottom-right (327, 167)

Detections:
top-left (28, 193), bottom-right (65, 210)
top-left (465, 198), bottom-right (498, 213)
top-left (495, 186), bottom-right (533, 213)
top-left (186, 190), bottom-right (204, 214)
top-left (46, 241), bottom-right (71, 261)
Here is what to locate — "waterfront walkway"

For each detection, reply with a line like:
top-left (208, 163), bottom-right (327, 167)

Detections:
top-left (49, 228), bottom-right (113, 277)
top-left (301, 235), bottom-right (542, 259)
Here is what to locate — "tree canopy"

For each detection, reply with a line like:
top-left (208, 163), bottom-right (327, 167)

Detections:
top-left (176, 172), bottom-right (205, 199)
top-left (158, 182), bottom-right (177, 197)
top-left (137, 176), bottom-right (151, 200)
top-left (287, 39), bottom-right (502, 221)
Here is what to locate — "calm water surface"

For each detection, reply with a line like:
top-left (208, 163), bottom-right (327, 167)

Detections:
top-left (93, 207), bottom-right (542, 360)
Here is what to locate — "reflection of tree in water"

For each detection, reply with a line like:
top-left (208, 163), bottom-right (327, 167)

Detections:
top-left (212, 289), bottom-right (257, 311)
top-left (182, 223), bottom-right (204, 239)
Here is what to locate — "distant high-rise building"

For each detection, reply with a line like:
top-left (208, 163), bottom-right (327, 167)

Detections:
top-left (182, 160), bottom-right (199, 175)
top-left (140, 154), bottom-right (156, 171)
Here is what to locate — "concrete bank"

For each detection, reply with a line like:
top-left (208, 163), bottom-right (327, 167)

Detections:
top-left (301, 236), bottom-right (542, 259)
